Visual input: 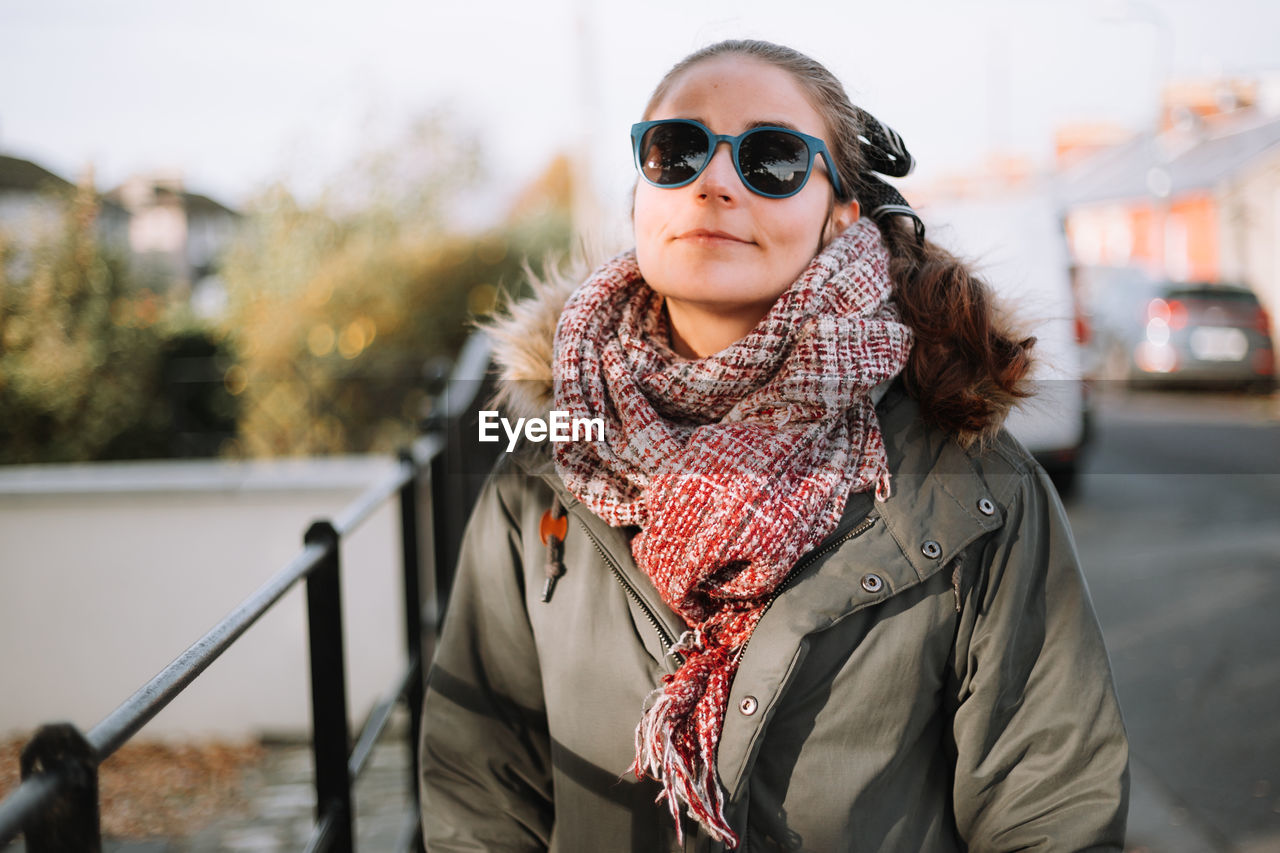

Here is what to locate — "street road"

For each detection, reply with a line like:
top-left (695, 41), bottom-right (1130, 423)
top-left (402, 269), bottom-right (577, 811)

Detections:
top-left (1066, 388), bottom-right (1280, 852)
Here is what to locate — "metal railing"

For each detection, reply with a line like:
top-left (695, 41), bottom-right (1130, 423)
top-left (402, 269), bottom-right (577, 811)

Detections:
top-left (0, 333), bottom-right (498, 853)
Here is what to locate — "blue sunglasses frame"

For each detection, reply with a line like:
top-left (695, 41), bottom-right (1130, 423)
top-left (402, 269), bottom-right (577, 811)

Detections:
top-left (631, 118), bottom-right (845, 200)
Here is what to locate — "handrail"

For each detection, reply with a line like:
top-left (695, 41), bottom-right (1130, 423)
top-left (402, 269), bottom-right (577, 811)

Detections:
top-left (0, 537), bottom-right (330, 844)
top-left (332, 456), bottom-right (413, 537)
top-left (92, 541), bottom-right (331, 759)
top-left (0, 332), bottom-right (498, 852)
top-left (0, 778), bottom-right (60, 848)
top-left (349, 660), bottom-right (419, 781)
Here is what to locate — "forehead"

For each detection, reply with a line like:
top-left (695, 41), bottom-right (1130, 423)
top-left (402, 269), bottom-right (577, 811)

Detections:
top-left (648, 55), bottom-right (827, 136)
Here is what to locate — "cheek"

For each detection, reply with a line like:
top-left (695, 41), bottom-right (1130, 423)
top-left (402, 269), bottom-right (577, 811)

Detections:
top-left (768, 197), bottom-right (829, 265)
top-left (632, 187), bottom-right (659, 243)
top-left (632, 186), bottom-right (672, 273)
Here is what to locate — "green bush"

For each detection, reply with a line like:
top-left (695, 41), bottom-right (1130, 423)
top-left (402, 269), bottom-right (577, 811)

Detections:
top-left (218, 115), bottom-right (572, 457)
top-left (0, 186), bottom-right (167, 463)
top-left (220, 195), bottom-right (570, 456)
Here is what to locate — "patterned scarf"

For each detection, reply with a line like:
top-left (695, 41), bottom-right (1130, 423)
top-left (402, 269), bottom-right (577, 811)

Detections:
top-left (552, 218), bottom-right (913, 847)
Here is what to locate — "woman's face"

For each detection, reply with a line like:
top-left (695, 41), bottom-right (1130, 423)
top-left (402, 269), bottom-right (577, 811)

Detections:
top-left (634, 55), bottom-right (857, 347)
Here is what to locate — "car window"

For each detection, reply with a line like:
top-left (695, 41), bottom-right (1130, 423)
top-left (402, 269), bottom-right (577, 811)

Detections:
top-left (1163, 288), bottom-right (1259, 305)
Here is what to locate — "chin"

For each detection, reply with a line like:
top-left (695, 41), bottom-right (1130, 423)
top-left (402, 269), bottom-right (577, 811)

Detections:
top-left (659, 260), bottom-right (759, 292)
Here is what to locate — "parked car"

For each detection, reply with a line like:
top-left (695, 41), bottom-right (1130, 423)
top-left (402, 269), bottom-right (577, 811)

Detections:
top-left (1080, 267), bottom-right (1276, 393)
top-left (922, 189), bottom-right (1091, 495)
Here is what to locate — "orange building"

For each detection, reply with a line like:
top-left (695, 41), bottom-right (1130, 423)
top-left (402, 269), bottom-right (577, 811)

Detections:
top-left (1055, 84), bottom-right (1280, 357)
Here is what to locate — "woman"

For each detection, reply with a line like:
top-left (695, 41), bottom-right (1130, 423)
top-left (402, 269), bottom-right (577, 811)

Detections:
top-left (420, 40), bottom-right (1129, 851)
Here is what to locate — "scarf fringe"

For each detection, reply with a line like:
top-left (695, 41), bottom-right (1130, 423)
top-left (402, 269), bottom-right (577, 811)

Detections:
top-left (875, 469), bottom-right (893, 502)
top-left (634, 683), bottom-right (740, 847)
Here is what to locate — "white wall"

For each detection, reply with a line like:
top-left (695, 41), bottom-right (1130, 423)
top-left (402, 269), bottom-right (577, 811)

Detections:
top-left (1221, 148), bottom-right (1280, 367)
top-left (0, 456), bottom-right (414, 742)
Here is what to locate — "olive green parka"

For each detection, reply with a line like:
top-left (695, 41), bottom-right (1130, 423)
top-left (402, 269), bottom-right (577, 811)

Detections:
top-left (419, 281), bottom-right (1129, 852)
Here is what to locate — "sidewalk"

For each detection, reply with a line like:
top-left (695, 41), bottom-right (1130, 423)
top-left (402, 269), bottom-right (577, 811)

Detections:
top-left (173, 740), bottom-right (414, 853)
top-left (69, 738), bottom-right (416, 853)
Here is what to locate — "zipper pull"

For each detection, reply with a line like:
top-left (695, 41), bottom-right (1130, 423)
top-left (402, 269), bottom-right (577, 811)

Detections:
top-left (539, 500), bottom-right (568, 603)
top-left (541, 570), bottom-right (563, 603)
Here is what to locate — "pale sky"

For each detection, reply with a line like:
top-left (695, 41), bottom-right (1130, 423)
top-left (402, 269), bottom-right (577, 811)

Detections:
top-left (3, 0), bottom-right (1278, 230)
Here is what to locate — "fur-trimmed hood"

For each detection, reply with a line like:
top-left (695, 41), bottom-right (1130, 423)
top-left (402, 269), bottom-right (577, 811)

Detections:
top-left (482, 264), bottom-right (579, 422)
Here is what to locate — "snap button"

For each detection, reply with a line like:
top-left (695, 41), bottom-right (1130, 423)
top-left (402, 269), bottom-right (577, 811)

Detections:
top-left (977, 498), bottom-right (996, 516)
top-left (860, 573), bottom-right (884, 593)
top-left (739, 696), bottom-right (759, 716)
top-left (921, 540), bottom-right (942, 559)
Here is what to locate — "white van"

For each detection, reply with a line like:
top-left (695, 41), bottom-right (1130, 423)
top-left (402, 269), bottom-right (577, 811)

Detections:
top-left (918, 186), bottom-right (1090, 495)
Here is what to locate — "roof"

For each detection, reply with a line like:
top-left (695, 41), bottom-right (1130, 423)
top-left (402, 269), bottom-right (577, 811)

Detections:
top-left (184, 191), bottom-right (238, 217)
top-left (0, 154), bottom-right (73, 193)
top-left (1056, 113), bottom-right (1280, 206)
top-left (101, 182), bottom-right (239, 217)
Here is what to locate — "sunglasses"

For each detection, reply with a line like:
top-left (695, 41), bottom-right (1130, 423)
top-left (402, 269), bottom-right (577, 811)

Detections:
top-left (631, 118), bottom-right (845, 200)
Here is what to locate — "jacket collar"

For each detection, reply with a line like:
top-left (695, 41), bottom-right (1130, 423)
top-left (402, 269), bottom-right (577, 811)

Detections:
top-left (873, 383), bottom-right (1005, 581)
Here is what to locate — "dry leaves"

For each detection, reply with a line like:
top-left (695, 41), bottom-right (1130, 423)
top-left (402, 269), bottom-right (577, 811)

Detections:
top-left (0, 734), bottom-right (265, 838)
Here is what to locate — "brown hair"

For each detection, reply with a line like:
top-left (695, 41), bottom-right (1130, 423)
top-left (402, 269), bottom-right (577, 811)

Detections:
top-left (643, 40), bottom-right (1036, 446)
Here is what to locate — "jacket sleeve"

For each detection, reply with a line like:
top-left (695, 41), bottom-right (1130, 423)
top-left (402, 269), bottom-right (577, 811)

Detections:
top-left (949, 460), bottom-right (1129, 851)
top-left (419, 467), bottom-right (554, 852)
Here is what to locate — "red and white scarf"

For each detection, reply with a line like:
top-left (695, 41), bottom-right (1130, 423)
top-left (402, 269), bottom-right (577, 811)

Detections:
top-left (552, 218), bottom-right (913, 847)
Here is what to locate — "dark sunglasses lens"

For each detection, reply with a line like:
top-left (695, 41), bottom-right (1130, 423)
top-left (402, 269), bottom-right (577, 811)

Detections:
top-left (739, 130), bottom-right (811, 196)
top-left (639, 123), bottom-right (710, 186)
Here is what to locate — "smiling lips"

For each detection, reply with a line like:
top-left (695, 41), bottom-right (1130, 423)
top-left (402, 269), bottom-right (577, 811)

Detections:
top-left (675, 228), bottom-right (752, 245)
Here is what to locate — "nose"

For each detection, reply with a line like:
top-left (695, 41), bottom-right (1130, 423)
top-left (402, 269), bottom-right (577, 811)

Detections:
top-left (694, 139), bottom-right (740, 202)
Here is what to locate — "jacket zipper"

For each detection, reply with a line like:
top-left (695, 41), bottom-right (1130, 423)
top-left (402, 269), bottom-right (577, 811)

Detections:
top-left (733, 514), bottom-right (877, 666)
top-left (575, 518), bottom-right (683, 662)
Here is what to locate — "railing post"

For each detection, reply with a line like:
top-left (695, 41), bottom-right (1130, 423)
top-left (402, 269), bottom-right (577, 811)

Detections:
top-left (397, 449), bottom-right (426, 853)
top-left (304, 520), bottom-right (354, 853)
top-left (428, 448), bottom-right (455, 628)
top-left (19, 723), bottom-right (101, 853)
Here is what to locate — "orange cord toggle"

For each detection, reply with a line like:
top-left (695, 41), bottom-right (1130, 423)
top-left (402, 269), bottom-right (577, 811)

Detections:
top-left (539, 509), bottom-right (568, 546)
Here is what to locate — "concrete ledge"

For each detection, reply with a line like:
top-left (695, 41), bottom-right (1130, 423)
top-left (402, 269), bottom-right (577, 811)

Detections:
top-left (0, 455), bottom-right (409, 739)
top-left (0, 455), bottom-right (399, 497)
